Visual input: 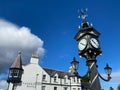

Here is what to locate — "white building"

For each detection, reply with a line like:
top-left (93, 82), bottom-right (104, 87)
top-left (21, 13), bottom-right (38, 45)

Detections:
top-left (7, 52), bottom-right (82, 90)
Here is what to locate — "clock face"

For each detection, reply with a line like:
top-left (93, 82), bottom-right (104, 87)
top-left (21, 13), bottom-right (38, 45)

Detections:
top-left (90, 38), bottom-right (99, 48)
top-left (78, 39), bottom-right (87, 51)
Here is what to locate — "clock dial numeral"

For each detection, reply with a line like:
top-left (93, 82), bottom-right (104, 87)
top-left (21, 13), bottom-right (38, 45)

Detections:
top-left (90, 38), bottom-right (99, 48)
top-left (78, 39), bottom-right (87, 51)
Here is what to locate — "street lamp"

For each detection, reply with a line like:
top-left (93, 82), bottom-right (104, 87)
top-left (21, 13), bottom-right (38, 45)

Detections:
top-left (74, 9), bottom-right (112, 90)
top-left (99, 64), bottom-right (112, 82)
top-left (71, 57), bottom-right (79, 71)
top-left (70, 57), bottom-right (80, 77)
top-left (104, 64), bottom-right (112, 77)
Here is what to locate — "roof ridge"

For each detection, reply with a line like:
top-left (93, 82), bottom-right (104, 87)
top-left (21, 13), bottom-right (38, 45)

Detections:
top-left (43, 67), bottom-right (68, 73)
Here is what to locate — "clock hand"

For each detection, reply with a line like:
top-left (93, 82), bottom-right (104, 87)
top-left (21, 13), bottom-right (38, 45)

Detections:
top-left (80, 43), bottom-right (85, 46)
top-left (92, 40), bottom-right (98, 46)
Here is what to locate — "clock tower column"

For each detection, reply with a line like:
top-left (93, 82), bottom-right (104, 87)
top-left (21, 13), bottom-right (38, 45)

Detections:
top-left (74, 9), bottom-right (102, 90)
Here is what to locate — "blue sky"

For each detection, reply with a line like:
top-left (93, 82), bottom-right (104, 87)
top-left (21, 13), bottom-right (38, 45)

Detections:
top-left (0, 0), bottom-right (120, 89)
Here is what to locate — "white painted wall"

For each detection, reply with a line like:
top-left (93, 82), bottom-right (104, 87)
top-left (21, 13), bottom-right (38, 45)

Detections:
top-left (8, 56), bottom-right (82, 90)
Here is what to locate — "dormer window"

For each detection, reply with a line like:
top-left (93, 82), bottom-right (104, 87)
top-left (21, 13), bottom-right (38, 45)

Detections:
top-left (64, 76), bottom-right (68, 84)
top-left (64, 78), bottom-right (66, 83)
top-left (73, 77), bottom-right (75, 82)
top-left (54, 76), bottom-right (57, 82)
top-left (77, 78), bottom-right (79, 83)
top-left (42, 75), bottom-right (46, 81)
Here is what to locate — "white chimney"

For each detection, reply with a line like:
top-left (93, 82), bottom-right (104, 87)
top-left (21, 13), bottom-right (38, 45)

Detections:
top-left (30, 53), bottom-right (39, 64)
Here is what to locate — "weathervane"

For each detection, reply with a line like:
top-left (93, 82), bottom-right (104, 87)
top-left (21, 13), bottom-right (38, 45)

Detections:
top-left (78, 8), bottom-right (88, 22)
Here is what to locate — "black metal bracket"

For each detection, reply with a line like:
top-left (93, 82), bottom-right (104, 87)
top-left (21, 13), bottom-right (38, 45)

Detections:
top-left (98, 73), bottom-right (111, 82)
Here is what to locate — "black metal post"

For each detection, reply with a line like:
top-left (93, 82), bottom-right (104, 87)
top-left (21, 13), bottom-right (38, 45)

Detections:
top-left (87, 60), bottom-right (101, 90)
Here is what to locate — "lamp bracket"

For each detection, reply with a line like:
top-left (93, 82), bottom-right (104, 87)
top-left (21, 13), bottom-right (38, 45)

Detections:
top-left (98, 73), bottom-right (111, 82)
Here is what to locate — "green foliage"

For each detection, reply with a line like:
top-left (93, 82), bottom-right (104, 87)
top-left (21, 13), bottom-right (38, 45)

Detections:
top-left (81, 75), bottom-right (90, 82)
top-left (117, 84), bottom-right (120, 90)
top-left (109, 86), bottom-right (114, 90)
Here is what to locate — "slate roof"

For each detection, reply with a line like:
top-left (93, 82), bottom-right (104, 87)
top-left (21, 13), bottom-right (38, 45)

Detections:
top-left (43, 68), bottom-right (69, 78)
top-left (43, 68), bottom-right (80, 78)
top-left (10, 52), bottom-right (23, 69)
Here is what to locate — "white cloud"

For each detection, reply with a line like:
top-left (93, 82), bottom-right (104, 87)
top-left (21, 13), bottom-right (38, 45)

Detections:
top-left (111, 70), bottom-right (120, 83)
top-left (101, 70), bottom-right (120, 90)
top-left (101, 70), bottom-right (120, 83)
top-left (0, 80), bottom-right (8, 90)
top-left (0, 19), bottom-right (45, 74)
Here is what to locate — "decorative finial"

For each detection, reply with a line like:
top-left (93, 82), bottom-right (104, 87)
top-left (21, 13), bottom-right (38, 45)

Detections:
top-left (78, 8), bottom-right (88, 22)
top-left (18, 51), bottom-right (21, 54)
top-left (73, 57), bottom-right (76, 61)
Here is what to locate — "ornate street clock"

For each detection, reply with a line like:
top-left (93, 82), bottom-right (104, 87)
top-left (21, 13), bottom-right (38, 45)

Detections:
top-left (74, 9), bottom-right (111, 90)
top-left (75, 22), bottom-right (102, 60)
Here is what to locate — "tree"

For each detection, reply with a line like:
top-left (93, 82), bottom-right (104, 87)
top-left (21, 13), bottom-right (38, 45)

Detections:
top-left (81, 75), bottom-right (90, 82)
top-left (109, 86), bottom-right (114, 90)
top-left (117, 84), bottom-right (120, 90)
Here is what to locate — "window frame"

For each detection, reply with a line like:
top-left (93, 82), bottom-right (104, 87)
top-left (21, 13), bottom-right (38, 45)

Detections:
top-left (54, 87), bottom-right (57, 90)
top-left (42, 75), bottom-right (46, 81)
top-left (42, 86), bottom-right (46, 90)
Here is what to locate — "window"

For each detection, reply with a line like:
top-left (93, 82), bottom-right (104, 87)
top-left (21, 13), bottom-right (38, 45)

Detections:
top-left (64, 87), bottom-right (67, 90)
top-left (14, 70), bottom-right (19, 77)
top-left (9, 70), bottom-right (13, 77)
top-left (9, 70), bottom-right (19, 77)
top-left (54, 87), bottom-right (57, 90)
top-left (73, 88), bottom-right (76, 90)
top-left (64, 78), bottom-right (66, 83)
top-left (73, 77), bottom-right (75, 82)
top-left (18, 71), bottom-right (22, 78)
top-left (13, 84), bottom-right (17, 90)
top-left (42, 86), bottom-right (45, 90)
top-left (54, 76), bottom-right (57, 82)
top-left (42, 75), bottom-right (46, 81)
top-left (77, 78), bottom-right (79, 83)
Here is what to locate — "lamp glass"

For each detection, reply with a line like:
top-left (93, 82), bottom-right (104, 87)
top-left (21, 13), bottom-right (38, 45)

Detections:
top-left (104, 64), bottom-right (112, 75)
top-left (71, 57), bottom-right (79, 70)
